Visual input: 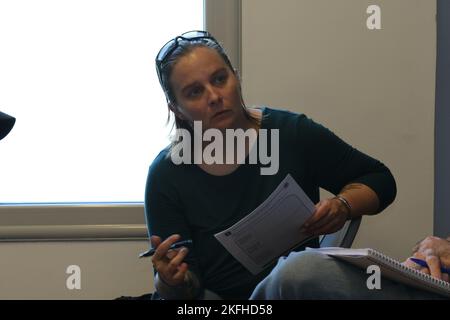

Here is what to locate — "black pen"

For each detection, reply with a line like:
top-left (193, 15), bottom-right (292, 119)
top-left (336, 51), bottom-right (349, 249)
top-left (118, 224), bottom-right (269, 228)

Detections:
top-left (139, 239), bottom-right (193, 258)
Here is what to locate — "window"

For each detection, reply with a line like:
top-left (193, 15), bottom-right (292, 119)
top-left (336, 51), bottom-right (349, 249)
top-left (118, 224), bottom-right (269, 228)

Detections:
top-left (0, 0), bottom-right (204, 203)
top-left (0, 0), bottom-right (240, 239)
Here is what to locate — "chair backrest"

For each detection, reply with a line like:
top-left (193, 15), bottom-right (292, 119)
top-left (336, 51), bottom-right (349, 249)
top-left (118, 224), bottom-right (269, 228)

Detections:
top-left (319, 217), bottom-right (362, 248)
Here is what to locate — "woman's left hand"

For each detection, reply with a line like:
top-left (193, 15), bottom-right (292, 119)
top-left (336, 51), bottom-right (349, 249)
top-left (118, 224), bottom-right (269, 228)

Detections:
top-left (301, 198), bottom-right (350, 237)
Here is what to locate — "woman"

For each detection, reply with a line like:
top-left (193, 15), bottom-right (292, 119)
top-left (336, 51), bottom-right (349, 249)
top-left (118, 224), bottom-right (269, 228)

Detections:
top-left (144, 31), bottom-right (396, 300)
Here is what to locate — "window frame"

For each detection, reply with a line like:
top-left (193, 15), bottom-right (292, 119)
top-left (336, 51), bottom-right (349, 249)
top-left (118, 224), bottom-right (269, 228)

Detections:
top-left (0, 0), bottom-right (241, 242)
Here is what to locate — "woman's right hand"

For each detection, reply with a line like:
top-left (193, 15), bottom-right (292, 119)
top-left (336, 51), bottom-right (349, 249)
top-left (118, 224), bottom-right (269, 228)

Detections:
top-left (151, 234), bottom-right (190, 287)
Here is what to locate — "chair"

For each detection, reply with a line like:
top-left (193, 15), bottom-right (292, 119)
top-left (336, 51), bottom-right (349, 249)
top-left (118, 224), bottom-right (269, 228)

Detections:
top-left (319, 217), bottom-right (362, 248)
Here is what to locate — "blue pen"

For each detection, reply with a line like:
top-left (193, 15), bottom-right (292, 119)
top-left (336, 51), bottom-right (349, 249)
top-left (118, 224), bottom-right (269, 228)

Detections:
top-left (409, 258), bottom-right (450, 274)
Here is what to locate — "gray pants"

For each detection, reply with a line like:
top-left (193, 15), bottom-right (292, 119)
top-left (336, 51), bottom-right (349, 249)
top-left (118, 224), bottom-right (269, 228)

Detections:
top-left (249, 251), bottom-right (445, 300)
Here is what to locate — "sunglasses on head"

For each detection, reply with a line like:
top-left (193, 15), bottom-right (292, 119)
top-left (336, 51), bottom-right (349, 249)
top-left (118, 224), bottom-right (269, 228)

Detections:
top-left (155, 30), bottom-right (219, 87)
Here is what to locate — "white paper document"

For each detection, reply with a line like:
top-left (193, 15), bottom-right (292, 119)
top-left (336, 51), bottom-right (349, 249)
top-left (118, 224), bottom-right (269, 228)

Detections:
top-left (214, 174), bottom-right (316, 275)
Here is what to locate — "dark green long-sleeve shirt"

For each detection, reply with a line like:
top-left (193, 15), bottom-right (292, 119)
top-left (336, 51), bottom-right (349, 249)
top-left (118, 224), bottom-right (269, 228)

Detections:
top-left (144, 107), bottom-right (396, 299)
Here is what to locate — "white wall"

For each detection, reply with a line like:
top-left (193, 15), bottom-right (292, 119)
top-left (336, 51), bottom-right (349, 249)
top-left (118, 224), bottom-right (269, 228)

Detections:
top-left (241, 0), bottom-right (436, 260)
top-left (0, 241), bottom-right (153, 299)
top-left (0, 206), bottom-right (154, 299)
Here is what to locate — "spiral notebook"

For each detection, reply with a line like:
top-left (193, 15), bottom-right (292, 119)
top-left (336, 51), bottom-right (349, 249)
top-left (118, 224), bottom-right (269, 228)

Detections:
top-left (309, 247), bottom-right (450, 298)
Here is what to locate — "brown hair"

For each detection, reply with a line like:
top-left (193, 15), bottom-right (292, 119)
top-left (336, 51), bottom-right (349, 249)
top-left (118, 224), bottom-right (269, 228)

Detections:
top-left (156, 37), bottom-right (259, 143)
